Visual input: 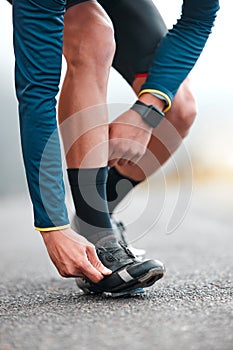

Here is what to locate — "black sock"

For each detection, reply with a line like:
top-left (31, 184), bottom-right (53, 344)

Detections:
top-left (67, 167), bottom-right (116, 246)
top-left (107, 167), bottom-right (141, 215)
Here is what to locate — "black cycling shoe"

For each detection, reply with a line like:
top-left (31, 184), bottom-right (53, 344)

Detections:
top-left (76, 241), bottom-right (165, 295)
top-left (71, 214), bottom-right (146, 260)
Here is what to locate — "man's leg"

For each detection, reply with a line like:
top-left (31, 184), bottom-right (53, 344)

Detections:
top-left (99, 0), bottom-right (197, 213)
top-left (59, 1), bottom-right (116, 245)
top-left (58, 1), bottom-right (165, 294)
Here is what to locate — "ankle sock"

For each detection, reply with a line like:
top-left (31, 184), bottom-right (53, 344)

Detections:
top-left (67, 166), bottom-right (116, 246)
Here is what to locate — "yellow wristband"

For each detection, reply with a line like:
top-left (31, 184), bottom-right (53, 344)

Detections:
top-left (35, 224), bottom-right (70, 232)
top-left (138, 89), bottom-right (172, 113)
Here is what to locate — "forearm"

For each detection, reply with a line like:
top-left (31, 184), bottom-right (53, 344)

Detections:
top-left (140, 0), bottom-right (220, 110)
top-left (13, 0), bottom-right (69, 230)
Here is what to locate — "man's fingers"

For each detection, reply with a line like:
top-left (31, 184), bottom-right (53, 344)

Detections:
top-left (86, 246), bottom-right (112, 276)
top-left (128, 160), bottom-right (136, 166)
top-left (109, 157), bottom-right (128, 167)
top-left (117, 158), bottom-right (128, 167)
top-left (77, 246), bottom-right (112, 284)
top-left (108, 158), bottom-right (118, 168)
top-left (79, 258), bottom-right (105, 283)
top-left (126, 153), bottom-right (142, 166)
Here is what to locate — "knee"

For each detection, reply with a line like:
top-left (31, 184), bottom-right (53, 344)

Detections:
top-left (63, 18), bottom-right (115, 72)
top-left (167, 81), bottom-right (197, 138)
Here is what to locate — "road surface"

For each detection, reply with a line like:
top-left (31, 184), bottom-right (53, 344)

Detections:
top-left (1, 181), bottom-right (233, 350)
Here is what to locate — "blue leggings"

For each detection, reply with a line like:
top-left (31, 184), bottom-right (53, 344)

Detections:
top-left (13, 0), bottom-right (69, 230)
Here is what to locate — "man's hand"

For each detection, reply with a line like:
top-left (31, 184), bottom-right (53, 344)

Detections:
top-left (108, 109), bottom-right (152, 167)
top-left (40, 228), bottom-right (112, 283)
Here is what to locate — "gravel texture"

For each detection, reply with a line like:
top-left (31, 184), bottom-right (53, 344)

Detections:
top-left (1, 182), bottom-right (233, 350)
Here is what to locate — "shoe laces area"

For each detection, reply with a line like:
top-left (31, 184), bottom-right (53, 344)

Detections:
top-left (115, 220), bottom-right (129, 246)
top-left (96, 241), bottom-right (135, 262)
top-left (119, 241), bottom-right (135, 259)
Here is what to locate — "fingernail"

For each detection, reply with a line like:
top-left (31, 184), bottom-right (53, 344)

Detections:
top-left (103, 268), bottom-right (112, 275)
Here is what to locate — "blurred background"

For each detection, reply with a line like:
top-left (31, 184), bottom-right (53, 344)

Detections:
top-left (0, 0), bottom-right (232, 198)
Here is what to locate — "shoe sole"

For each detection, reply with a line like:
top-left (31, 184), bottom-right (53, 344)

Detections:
top-left (107, 288), bottom-right (145, 298)
top-left (76, 263), bottom-right (164, 295)
top-left (76, 280), bottom-right (144, 298)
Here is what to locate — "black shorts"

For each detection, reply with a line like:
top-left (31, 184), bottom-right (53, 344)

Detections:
top-left (67, 0), bottom-right (168, 85)
top-left (66, 0), bottom-right (93, 9)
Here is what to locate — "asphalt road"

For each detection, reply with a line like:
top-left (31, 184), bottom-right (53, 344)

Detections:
top-left (1, 181), bottom-right (233, 350)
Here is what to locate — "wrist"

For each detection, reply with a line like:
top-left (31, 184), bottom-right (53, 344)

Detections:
top-left (139, 93), bottom-right (165, 111)
top-left (132, 110), bottom-right (153, 131)
top-left (40, 230), bottom-right (55, 239)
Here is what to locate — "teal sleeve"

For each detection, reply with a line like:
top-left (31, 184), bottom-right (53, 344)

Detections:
top-left (13, 0), bottom-right (69, 229)
top-left (141, 0), bottom-right (220, 103)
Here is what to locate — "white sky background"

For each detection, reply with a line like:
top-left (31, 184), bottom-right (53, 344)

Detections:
top-left (0, 0), bottom-right (232, 194)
